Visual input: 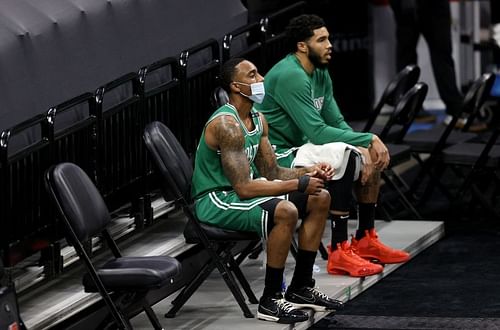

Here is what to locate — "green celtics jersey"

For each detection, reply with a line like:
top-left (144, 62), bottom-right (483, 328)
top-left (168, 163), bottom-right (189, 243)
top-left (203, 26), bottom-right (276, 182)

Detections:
top-left (254, 54), bottom-right (372, 167)
top-left (192, 104), bottom-right (263, 200)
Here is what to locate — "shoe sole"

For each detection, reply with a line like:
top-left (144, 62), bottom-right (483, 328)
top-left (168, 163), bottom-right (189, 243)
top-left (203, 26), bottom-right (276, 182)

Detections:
top-left (328, 267), bottom-right (382, 277)
top-left (257, 312), bottom-right (309, 324)
top-left (287, 302), bottom-right (337, 312)
top-left (358, 254), bottom-right (410, 264)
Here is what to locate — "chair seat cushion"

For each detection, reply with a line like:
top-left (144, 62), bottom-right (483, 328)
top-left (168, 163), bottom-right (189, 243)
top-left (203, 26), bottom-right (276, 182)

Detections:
top-left (183, 219), bottom-right (260, 244)
top-left (403, 126), bottom-right (476, 153)
top-left (83, 256), bottom-right (181, 292)
top-left (441, 143), bottom-right (500, 167)
top-left (387, 143), bottom-right (411, 166)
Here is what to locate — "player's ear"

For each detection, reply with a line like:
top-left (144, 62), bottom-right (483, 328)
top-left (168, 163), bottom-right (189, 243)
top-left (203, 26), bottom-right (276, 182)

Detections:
top-left (297, 41), bottom-right (307, 54)
top-left (230, 81), bottom-right (240, 93)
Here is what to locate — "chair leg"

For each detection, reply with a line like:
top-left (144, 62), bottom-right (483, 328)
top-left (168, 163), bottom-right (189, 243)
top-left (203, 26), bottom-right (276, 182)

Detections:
top-left (96, 290), bottom-right (132, 330)
top-left (408, 153), bottom-right (428, 197)
top-left (99, 313), bottom-right (132, 330)
top-left (290, 237), bottom-right (298, 260)
top-left (248, 244), bottom-right (263, 259)
top-left (471, 184), bottom-right (500, 218)
top-left (213, 249), bottom-right (255, 318)
top-left (227, 253), bottom-right (259, 304)
top-left (382, 170), bottom-right (422, 219)
top-left (318, 242), bottom-right (329, 260)
top-left (165, 260), bottom-right (215, 318)
top-left (235, 240), bottom-right (261, 265)
top-left (419, 162), bottom-right (454, 205)
top-left (141, 299), bottom-right (164, 330)
top-left (167, 246), bottom-right (255, 319)
top-left (378, 203), bottom-right (394, 222)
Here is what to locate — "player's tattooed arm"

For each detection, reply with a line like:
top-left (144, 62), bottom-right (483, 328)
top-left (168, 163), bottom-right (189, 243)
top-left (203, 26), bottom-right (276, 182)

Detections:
top-left (213, 116), bottom-right (253, 189)
top-left (254, 113), bottom-right (309, 180)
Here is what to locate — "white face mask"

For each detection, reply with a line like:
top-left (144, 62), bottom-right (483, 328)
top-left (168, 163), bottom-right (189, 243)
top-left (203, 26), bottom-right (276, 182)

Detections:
top-left (235, 81), bottom-right (266, 104)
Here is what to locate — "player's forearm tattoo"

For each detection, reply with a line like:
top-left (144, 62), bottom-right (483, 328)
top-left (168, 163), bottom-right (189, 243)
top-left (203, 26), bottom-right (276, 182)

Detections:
top-left (254, 139), bottom-right (308, 180)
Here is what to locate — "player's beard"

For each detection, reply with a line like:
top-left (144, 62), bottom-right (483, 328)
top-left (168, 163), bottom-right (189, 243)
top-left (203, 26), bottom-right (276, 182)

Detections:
top-left (307, 45), bottom-right (329, 69)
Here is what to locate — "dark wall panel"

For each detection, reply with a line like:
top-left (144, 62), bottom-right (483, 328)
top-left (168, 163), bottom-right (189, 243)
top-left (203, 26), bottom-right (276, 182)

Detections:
top-left (0, 0), bottom-right (247, 131)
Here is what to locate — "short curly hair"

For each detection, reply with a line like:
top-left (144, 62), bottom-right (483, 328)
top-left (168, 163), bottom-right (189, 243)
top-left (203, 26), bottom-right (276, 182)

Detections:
top-left (285, 14), bottom-right (326, 53)
top-left (220, 57), bottom-right (245, 93)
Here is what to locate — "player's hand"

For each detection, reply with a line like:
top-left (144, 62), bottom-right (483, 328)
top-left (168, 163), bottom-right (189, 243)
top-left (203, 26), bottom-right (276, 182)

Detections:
top-left (370, 135), bottom-right (390, 170)
top-left (304, 176), bottom-right (326, 195)
top-left (306, 162), bottom-right (334, 181)
top-left (358, 147), bottom-right (373, 186)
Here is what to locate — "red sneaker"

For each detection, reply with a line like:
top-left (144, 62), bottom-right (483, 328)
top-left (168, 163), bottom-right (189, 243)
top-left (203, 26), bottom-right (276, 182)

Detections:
top-left (327, 241), bottom-right (383, 277)
top-left (352, 229), bottom-right (410, 264)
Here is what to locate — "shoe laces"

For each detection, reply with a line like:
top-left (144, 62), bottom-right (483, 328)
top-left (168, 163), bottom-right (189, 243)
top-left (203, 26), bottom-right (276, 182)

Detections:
top-left (347, 237), bottom-right (368, 262)
top-left (273, 298), bottom-right (296, 313)
top-left (365, 229), bottom-right (383, 244)
top-left (365, 230), bottom-right (399, 252)
top-left (306, 287), bottom-right (329, 300)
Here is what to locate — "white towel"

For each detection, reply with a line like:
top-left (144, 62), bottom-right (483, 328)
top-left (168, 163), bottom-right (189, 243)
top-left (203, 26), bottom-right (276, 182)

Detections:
top-left (293, 142), bottom-right (363, 181)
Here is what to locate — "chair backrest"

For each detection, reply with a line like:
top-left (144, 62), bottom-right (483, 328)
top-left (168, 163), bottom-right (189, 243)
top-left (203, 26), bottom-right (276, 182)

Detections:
top-left (460, 72), bottom-right (496, 131)
top-left (364, 65), bottom-right (420, 132)
top-left (380, 82), bottom-right (428, 143)
top-left (222, 21), bottom-right (265, 72)
top-left (211, 86), bottom-right (229, 110)
top-left (143, 121), bottom-right (193, 204)
top-left (434, 73), bottom-right (495, 155)
top-left (45, 162), bottom-right (111, 243)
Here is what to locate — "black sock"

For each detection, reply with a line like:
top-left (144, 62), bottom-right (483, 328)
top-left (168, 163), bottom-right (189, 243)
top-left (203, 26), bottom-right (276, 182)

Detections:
top-left (356, 203), bottom-right (375, 240)
top-left (262, 265), bottom-right (284, 298)
top-left (330, 214), bottom-right (349, 250)
top-left (289, 249), bottom-right (316, 290)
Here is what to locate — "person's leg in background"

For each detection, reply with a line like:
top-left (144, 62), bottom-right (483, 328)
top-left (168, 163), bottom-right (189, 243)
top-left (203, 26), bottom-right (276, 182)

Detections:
top-left (389, 0), bottom-right (437, 123)
top-left (491, 0), bottom-right (500, 64)
top-left (389, 0), bottom-right (421, 71)
top-left (419, 0), bottom-right (463, 118)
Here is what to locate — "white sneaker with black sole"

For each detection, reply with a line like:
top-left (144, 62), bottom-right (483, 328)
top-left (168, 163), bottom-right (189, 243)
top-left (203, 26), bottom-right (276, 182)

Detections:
top-left (257, 293), bottom-right (309, 324)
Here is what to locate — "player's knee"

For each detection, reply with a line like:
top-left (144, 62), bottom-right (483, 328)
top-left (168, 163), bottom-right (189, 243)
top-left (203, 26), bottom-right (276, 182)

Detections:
top-left (274, 200), bottom-right (299, 228)
top-left (309, 188), bottom-right (330, 213)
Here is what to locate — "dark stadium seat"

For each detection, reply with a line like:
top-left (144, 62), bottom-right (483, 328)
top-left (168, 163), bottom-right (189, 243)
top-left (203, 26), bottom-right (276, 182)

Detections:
top-left (45, 162), bottom-right (181, 330)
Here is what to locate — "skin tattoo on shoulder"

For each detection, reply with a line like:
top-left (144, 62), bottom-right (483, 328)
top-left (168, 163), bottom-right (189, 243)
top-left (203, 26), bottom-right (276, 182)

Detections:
top-left (213, 118), bottom-right (251, 186)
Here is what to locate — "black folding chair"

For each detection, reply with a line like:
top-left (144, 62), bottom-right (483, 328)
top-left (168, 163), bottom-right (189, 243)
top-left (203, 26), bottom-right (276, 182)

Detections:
top-left (222, 21), bottom-right (266, 71)
top-left (377, 82), bottom-right (429, 220)
top-left (0, 260), bottom-right (26, 330)
top-left (404, 73), bottom-right (496, 203)
top-left (210, 86), bottom-right (230, 110)
top-left (348, 64), bottom-right (421, 137)
top-left (143, 121), bottom-right (259, 319)
top-left (438, 120), bottom-right (500, 219)
top-left (45, 162), bottom-right (181, 330)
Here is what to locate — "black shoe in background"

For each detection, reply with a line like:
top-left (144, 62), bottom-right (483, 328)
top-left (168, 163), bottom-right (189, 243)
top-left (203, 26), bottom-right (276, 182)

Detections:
top-left (285, 283), bottom-right (344, 312)
top-left (443, 114), bottom-right (489, 132)
top-left (414, 109), bottom-right (437, 123)
top-left (257, 293), bottom-right (309, 324)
